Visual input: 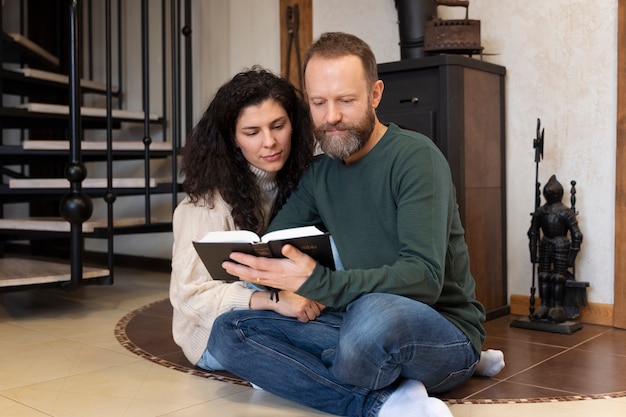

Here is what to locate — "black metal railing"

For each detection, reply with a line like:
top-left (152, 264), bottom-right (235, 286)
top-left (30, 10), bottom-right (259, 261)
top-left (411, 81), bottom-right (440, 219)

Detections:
top-left (62, 0), bottom-right (192, 286)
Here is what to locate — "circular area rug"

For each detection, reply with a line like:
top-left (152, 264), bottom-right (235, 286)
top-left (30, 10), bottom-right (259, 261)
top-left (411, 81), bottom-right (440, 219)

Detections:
top-left (115, 298), bottom-right (250, 387)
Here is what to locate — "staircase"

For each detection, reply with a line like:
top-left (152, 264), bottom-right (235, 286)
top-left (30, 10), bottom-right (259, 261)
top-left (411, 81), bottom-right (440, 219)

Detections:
top-left (0, 0), bottom-right (191, 289)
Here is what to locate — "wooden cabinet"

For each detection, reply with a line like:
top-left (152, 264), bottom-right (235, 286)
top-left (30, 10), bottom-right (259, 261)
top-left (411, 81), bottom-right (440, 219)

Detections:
top-left (377, 55), bottom-right (508, 319)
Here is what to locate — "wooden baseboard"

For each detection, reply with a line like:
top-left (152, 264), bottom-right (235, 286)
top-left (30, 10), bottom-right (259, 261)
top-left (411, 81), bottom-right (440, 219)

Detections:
top-left (510, 294), bottom-right (614, 327)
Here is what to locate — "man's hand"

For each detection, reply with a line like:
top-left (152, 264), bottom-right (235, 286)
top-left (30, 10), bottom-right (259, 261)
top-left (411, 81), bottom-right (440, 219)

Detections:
top-left (250, 290), bottom-right (324, 322)
top-left (222, 244), bottom-right (317, 292)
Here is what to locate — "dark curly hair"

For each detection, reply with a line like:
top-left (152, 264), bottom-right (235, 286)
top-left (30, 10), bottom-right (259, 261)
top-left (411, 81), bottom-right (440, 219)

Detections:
top-left (181, 66), bottom-right (314, 234)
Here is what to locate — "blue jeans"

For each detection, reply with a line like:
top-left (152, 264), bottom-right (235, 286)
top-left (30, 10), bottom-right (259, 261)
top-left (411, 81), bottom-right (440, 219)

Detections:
top-left (209, 293), bottom-right (479, 417)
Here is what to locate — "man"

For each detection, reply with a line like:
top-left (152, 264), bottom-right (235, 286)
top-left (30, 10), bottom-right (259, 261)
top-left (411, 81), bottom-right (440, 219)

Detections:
top-left (209, 32), bottom-right (498, 417)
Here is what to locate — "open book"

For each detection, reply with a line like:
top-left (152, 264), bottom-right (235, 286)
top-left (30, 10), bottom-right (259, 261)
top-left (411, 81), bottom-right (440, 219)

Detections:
top-left (193, 226), bottom-right (335, 282)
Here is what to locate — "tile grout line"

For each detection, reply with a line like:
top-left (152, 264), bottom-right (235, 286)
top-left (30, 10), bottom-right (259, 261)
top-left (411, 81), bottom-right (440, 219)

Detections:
top-left (497, 328), bottom-right (613, 382)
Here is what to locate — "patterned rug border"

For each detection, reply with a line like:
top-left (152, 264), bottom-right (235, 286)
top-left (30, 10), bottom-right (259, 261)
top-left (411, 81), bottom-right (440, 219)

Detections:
top-left (115, 298), bottom-right (626, 405)
top-left (114, 298), bottom-right (250, 387)
top-left (444, 392), bottom-right (626, 405)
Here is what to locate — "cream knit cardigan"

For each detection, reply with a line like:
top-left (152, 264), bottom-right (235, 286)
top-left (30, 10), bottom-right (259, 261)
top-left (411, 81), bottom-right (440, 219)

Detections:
top-left (169, 167), bottom-right (278, 365)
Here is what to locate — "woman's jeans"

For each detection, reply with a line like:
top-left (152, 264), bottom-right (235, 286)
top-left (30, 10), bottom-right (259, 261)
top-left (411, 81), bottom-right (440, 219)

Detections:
top-left (209, 293), bottom-right (479, 417)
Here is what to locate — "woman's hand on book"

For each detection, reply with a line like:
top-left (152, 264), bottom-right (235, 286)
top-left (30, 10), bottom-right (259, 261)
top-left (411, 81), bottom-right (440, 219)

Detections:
top-left (223, 244), bottom-right (316, 292)
top-left (250, 290), bottom-right (324, 322)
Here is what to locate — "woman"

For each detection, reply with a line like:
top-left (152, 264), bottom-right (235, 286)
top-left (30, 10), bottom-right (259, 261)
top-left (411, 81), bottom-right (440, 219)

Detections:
top-left (170, 67), bottom-right (320, 371)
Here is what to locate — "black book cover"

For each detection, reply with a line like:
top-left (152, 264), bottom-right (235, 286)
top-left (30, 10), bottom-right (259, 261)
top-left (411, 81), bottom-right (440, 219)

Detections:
top-left (193, 231), bottom-right (335, 282)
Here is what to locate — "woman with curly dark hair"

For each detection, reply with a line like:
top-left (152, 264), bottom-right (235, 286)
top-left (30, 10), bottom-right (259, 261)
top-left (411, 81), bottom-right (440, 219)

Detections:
top-left (170, 67), bottom-right (318, 371)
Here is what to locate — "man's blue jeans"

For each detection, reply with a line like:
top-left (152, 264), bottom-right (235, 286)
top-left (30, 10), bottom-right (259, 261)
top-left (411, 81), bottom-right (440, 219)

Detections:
top-left (209, 293), bottom-right (479, 417)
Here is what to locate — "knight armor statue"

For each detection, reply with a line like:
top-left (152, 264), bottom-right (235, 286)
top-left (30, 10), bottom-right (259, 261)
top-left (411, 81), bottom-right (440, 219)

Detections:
top-left (528, 175), bottom-right (583, 323)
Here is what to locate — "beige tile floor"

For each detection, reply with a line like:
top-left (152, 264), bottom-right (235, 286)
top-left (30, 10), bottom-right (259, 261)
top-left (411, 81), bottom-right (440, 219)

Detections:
top-left (1, 266), bottom-right (625, 417)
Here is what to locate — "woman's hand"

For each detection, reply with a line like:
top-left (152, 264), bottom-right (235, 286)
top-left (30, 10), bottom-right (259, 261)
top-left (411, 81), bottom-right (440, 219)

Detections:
top-left (222, 244), bottom-right (317, 292)
top-left (249, 290), bottom-right (325, 322)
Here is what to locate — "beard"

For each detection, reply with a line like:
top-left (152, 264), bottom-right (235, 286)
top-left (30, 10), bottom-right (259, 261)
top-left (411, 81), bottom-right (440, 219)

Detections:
top-left (314, 109), bottom-right (375, 160)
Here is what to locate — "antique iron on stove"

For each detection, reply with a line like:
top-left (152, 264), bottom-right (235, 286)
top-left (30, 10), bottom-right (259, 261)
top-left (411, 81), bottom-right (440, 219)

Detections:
top-left (424, 0), bottom-right (482, 56)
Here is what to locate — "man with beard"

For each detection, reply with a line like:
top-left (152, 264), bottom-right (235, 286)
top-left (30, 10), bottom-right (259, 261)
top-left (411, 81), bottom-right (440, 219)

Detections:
top-left (208, 32), bottom-right (489, 417)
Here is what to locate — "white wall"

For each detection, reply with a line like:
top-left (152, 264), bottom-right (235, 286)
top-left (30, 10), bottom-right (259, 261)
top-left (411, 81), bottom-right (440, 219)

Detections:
top-left (105, 0), bottom-right (618, 306)
top-left (192, 0), bottom-right (281, 119)
top-left (468, 1), bottom-right (617, 306)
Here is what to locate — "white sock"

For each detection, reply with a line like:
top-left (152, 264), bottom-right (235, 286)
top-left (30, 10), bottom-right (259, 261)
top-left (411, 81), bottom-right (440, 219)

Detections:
top-left (474, 349), bottom-right (505, 377)
top-left (378, 379), bottom-right (452, 417)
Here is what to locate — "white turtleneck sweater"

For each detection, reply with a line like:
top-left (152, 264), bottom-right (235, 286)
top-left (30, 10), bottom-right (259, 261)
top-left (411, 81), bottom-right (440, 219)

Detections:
top-left (169, 166), bottom-right (278, 366)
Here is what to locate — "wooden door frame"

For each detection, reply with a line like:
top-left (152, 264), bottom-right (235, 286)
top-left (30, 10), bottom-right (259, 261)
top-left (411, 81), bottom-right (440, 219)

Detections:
top-left (279, 0), bottom-right (312, 91)
top-left (615, 0), bottom-right (626, 328)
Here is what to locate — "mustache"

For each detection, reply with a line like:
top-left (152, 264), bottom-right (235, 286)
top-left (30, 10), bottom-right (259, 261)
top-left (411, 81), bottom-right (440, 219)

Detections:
top-left (315, 122), bottom-right (351, 132)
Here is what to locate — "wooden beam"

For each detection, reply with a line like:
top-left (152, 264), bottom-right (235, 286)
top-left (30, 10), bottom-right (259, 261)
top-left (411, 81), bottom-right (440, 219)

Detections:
top-left (615, 0), bottom-right (626, 329)
top-left (279, 0), bottom-right (312, 92)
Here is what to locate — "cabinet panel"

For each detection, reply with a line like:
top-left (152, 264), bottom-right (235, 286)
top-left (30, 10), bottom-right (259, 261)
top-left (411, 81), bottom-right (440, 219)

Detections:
top-left (465, 187), bottom-right (506, 309)
top-left (377, 110), bottom-right (436, 143)
top-left (378, 67), bottom-right (440, 112)
top-left (463, 68), bottom-right (502, 189)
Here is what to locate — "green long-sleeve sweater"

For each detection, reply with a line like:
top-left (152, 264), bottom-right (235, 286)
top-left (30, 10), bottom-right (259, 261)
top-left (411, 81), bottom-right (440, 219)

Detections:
top-left (267, 123), bottom-right (486, 353)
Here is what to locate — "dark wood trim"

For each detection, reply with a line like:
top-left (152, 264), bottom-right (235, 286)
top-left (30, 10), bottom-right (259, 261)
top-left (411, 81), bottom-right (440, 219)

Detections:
top-left (3, 242), bottom-right (171, 273)
top-left (82, 251), bottom-right (171, 273)
top-left (615, 0), bottom-right (626, 329)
